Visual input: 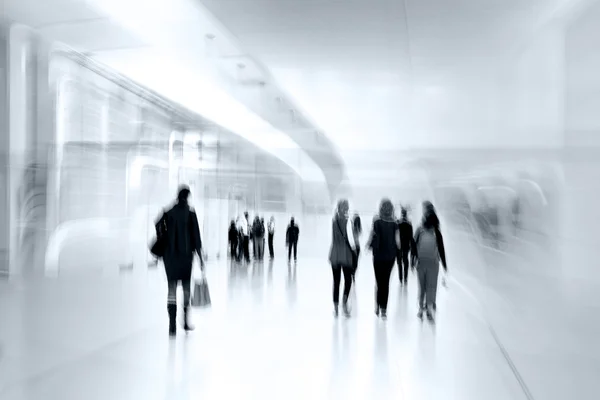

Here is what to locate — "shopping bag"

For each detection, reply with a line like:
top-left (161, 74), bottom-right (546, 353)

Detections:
top-left (191, 275), bottom-right (211, 308)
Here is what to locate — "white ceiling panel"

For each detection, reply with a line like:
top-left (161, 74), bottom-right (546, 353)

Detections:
top-left (3, 0), bottom-right (101, 28)
top-left (37, 18), bottom-right (148, 52)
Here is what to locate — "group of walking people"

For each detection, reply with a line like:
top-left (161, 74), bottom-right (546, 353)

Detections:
top-left (228, 213), bottom-right (300, 263)
top-left (329, 198), bottom-right (448, 321)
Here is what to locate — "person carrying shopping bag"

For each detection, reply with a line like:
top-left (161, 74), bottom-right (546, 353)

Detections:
top-left (413, 201), bottom-right (447, 321)
top-left (158, 185), bottom-right (204, 337)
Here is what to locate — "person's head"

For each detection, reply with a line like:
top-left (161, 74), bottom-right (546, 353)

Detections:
top-left (336, 199), bottom-right (349, 217)
top-left (231, 219), bottom-right (235, 226)
top-left (401, 208), bottom-right (408, 219)
top-left (422, 201), bottom-right (440, 229)
top-left (290, 217), bottom-right (295, 226)
top-left (379, 198), bottom-right (394, 220)
top-left (261, 217), bottom-right (265, 223)
top-left (270, 216), bottom-right (275, 223)
top-left (177, 185), bottom-right (191, 204)
top-left (244, 211), bottom-right (249, 220)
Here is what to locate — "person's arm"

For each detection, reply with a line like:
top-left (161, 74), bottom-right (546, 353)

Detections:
top-left (435, 228), bottom-right (447, 271)
top-left (412, 227), bottom-right (421, 266)
top-left (346, 218), bottom-right (356, 251)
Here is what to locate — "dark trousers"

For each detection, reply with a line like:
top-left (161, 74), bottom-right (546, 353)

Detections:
top-left (243, 236), bottom-right (250, 262)
top-left (268, 233), bottom-right (274, 258)
top-left (397, 248), bottom-right (410, 283)
top-left (373, 259), bottom-right (395, 310)
top-left (230, 241), bottom-right (238, 259)
top-left (332, 265), bottom-right (353, 304)
top-left (351, 248), bottom-right (360, 279)
top-left (288, 241), bottom-right (297, 261)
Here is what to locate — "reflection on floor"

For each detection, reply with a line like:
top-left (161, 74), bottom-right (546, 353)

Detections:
top-left (0, 245), bottom-right (594, 399)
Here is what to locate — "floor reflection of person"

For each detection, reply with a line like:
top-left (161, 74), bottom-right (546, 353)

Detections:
top-left (161, 185), bottom-right (204, 336)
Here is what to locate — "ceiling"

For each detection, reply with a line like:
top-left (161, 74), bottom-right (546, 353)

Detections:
top-left (197, 0), bottom-right (584, 151)
top-left (3, 0), bottom-right (597, 194)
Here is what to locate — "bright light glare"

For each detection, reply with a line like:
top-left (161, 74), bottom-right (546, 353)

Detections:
top-left (86, 0), bottom-right (326, 183)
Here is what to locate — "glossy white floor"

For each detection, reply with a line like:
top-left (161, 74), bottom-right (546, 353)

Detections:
top-left (0, 232), bottom-right (598, 400)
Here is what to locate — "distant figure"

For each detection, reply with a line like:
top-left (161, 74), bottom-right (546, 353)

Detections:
top-left (157, 185), bottom-right (204, 336)
top-left (268, 216), bottom-right (276, 259)
top-left (397, 208), bottom-right (415, 285)
top-left (329, 200), bottom-right (357, 317)
top-left (351, 213), bottom-right (362, 281)
top-left (228, 219), bottom-right (238, 260)
top-left (413, 201), bottom-right (447, 321)
top-left (253, 216), bottom-right (266, 260)
top-left (241, 212), bottom-right (250, 262)
top-left (286, 217), bottom-right (300, 262)
top-left (368, 198), bottom-right (400, 320)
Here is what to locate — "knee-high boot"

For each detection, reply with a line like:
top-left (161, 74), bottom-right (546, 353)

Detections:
top-left (168, 304), bottom-right (177, 336)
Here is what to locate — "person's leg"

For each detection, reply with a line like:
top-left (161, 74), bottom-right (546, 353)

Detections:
top-left (293, 241), bottom-right (297, 261)
top-left (288, 242), bottom-right (292, 261)
top-left (332, 265), bottom-right (342, 315)
top-left (182, 278), bottom-right (194, 331)
top-left (167, 280), bottom-right (177, 335)
top-left (244, 237), bottom-right (250, 261)
top-left (397, 250), bottom-right (403, 283)
top-left (268, 234), bottom-right (274, 258)
top-left (373, 261), bottom-right (382, 314)
top-left (379, 261), bottom-right (394, 315)
top-left (417, 267), bottom-right (427, 318)
top-left (426, 265), bottom-right (440, 318)
top-left (402, 249), bottom-right (410, 283)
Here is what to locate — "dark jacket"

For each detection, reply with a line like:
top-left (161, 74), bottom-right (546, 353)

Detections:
top-left (161, 202), bottom-right (202, 282)
top-left (286, 223), bottom-right (299, 244)
top-left (228, 223), bottom-right (238, 244)
top-left (369, 217), bottom-right (399, 263)
top-left (329, 214), bottom-right (353, 267)
top-left (398, 217), bottom-right (414, 251)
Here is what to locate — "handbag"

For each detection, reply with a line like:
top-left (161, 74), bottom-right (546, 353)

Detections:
top-left (191, 272), bottom-right (211, 308)
top-left (150, 213), bottom-right (167, 257)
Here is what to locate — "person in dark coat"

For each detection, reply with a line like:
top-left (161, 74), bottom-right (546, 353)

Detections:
top-left (286, 217), bottom-right (300, 262)
top-left (397, 207), bottom-right (415, 285)
top-left (329, 200), bottom-right (357, 317)
top-left (368, 198), bottom-right (400, 320)
top-left (159, 185), bottom-right (204, 336)
top-left (228, 219), bottom-right (238, 260)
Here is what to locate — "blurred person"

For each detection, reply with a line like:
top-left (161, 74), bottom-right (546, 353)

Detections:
top-left (268, 216), bottom-right (276, 259)
top-left (158, 185), bottom-right (204, 336)
top-left (413, 201), bottom-right (448, 321)
top-left (253, 216), bottom-right (266, 261)
top-left (228, 219), bottom-right (238, 260)
top-left (329, 200), bottom-right (357, 317)
top-left (351, 212), bottom-right (362, 281)
top-left (397, 208), bottom-right (415, 285)
top-left (286, 217), bottom-right (299, 263)
top-left (368, 199), bottom-right (400, 320)
top-left (241, 212), bottom-right (250, 262)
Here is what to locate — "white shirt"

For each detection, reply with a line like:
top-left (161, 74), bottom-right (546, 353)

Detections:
top-left (240, 218), bottom-right (249, 236)
top-left (346, 217), bottom-right (356, 251)
top-left (268, 221), bottom-right (275, 234)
